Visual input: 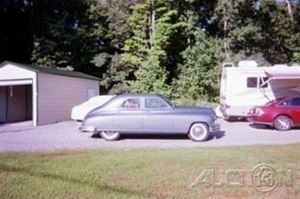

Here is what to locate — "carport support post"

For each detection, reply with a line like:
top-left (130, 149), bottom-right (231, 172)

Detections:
top-left (32, 74), bottom-right (38, 127)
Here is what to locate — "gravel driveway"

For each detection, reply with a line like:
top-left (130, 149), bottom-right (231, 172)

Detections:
top-left (0, 120), bottom-right (299, 152)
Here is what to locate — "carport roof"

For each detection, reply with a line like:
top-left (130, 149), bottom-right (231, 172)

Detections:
top-left (0, 61), bottom-right (99, 81)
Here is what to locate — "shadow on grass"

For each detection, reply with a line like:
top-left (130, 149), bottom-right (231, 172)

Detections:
top-left (91, 130), bottom-right (225, 141)
top-left (0, 163), bottom-right (150, 198)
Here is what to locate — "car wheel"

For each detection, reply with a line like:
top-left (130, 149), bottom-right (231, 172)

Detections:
top-left (273, 115), bottom-right (292, 131)
top-left (188, 123), bottom-right (209, 142)
top-left (100, 131), bottom-right (120, 141)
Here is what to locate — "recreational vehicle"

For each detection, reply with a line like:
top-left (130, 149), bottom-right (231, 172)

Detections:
top-left (220, 60), bottom-right (300, 120)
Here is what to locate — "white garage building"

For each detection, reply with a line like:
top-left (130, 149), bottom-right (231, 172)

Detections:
top-left (0, 61), bottom-right (99, 126)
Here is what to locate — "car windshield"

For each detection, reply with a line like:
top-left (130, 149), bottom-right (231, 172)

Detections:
top-left (159, 96), bottom-right (173, 107)
top-left (265, 98), bottom-right (283, 106)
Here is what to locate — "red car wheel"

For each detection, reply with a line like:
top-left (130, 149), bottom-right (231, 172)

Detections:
top-left (273, 115), bottom-right (292, 131)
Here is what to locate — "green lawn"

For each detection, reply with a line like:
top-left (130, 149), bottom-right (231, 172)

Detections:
top-left (0, 145), bottom-right (299, 199)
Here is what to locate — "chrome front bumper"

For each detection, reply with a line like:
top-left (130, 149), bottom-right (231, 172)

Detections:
top-left (79, 126), bottom-right (96, 132)
top-left (210, 122), bottom-right (221, 132)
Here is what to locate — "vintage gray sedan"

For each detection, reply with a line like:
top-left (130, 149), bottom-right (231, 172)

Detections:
top-left (81, 94), bottom-right (219, 142)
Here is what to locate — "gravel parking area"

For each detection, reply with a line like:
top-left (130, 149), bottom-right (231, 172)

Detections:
top-left (0, 120), bottom-right (299, 152)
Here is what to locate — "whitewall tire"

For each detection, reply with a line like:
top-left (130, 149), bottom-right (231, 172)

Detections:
top-left (100, 131), bottom-right (120, 141)
top-left (188, 123), bottom-right (209, 142)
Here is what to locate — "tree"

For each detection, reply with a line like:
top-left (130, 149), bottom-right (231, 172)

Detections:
top-left (92, 53), bottom-right (128, 93)
top-left (257, 0), bottom-right (300, 63)
top-left (129, 53), bottom-right (170, 96)
top-left (31, 0), bottom-right (106, 75)
top-left (213, 0), bottom-right (263, 62)
top-left (173, 29), bottom-right (223, 102)
top-left (121, 0), bottom-right (197, 94)
top-left (91, 0), bottom-right (134, 93)
top-left (211, 0), bottom-right (300, 64)
top-left (0, 0), bottom-right (34, 63)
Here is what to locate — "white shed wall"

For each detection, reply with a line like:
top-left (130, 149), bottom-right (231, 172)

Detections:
top-left (37, 73), bottom-right (99, 125)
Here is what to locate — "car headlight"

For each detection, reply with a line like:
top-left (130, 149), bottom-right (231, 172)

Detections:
top-left (255, 108), bottom-right (264, 116)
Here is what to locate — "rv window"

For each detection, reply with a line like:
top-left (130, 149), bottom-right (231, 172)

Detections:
top-left (247, 77), bottom-right (257, 88)
top-left (259, 77), bottom-right (269, 88)
top-left (291, 97), bottom-right (300, 106)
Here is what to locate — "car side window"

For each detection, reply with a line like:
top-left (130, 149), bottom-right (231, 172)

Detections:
top-left (121, 98), bottom-right (141, 109)
top-left (291, 97), bottom-right (300, 106)
top-left (145, 97), bottom-right (168, 108)
top-left (278, 100), bottom-right (290, 106)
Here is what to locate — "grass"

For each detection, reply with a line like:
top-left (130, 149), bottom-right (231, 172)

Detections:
top-left (0, 145), bottom-right (299, 199)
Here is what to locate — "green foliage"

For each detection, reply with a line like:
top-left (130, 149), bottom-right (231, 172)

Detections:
top-left (292, 48), bottom-right (300, 63)
top-left (121, 0), bottom-right (199, 97)
top-left (1, 0), bottom-right (299, 102)
top-left (91, 0), bottom-right (134, 93)
top-left (31, 0), bottom-right (106, 75)
top-left (213, 0), bottom-right (300, 64)
top-left (173, 30), bottom-right (223, 102)
top-left (92, 53), bottom-right (128, 94)
top-left (129, 53), bottom-right (170, 97)
top-left (256, 0), bottom-right (300, 63)
top-left (213, 0), bottom-right (263, 61)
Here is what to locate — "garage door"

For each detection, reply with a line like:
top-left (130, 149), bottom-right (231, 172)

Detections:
top-left (0, 85), bottom-right (32, 123)
top-left (0, 87), bottom-right (6, 122)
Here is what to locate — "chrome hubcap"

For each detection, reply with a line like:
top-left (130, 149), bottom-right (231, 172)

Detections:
top-left (192, 125), bottom-right (206, 139)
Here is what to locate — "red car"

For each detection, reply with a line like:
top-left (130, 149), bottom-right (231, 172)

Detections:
top-left (247, 96), bottom-right (300, 131)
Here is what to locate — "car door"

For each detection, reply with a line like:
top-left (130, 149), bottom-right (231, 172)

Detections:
top-left (113, 97), bottom-right (144, 132)
top-left (290, 97), bottom-right (300, 125)
top-left (143, 97), bottom-right (174, 133)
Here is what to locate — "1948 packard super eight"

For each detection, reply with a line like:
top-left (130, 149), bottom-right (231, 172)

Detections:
top-left (81, 94), bottom-right (220, 142)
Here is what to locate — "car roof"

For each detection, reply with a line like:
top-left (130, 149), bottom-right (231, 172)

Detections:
top-left (114, 93), bottom-right (165, 98)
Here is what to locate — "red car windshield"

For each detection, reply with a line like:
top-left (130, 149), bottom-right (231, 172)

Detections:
top-left (265, 98), bottom-right (284, 106)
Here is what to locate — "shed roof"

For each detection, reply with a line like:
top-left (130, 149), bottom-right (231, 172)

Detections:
top-left (0, 61), bottom-right (99, 81)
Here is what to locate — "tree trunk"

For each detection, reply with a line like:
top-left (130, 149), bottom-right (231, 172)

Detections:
top-left (285, 0), bottom-right (294, 25)
top-left (149, 0), bottom-right (155, 49)
top-left (223, 4), bottom-right (230, 60)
